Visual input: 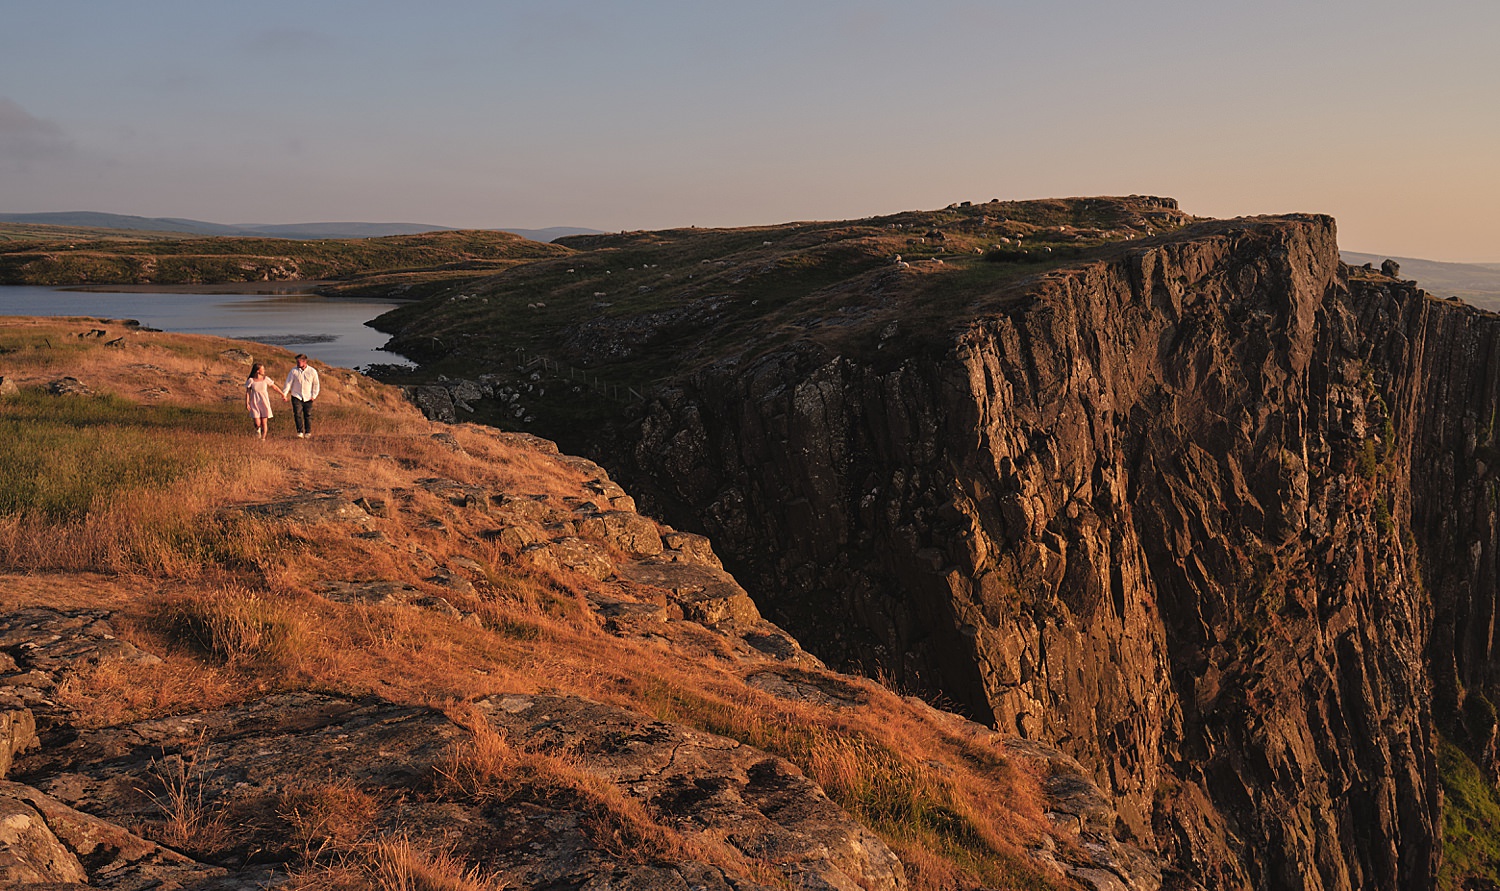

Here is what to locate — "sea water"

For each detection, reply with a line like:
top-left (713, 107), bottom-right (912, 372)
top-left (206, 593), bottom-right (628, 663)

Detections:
top-left (0, 285), bottom-right (413, 371)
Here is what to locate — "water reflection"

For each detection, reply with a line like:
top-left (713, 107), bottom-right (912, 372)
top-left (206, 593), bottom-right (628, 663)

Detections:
top-left (0, 286), bottom-right (413, 370)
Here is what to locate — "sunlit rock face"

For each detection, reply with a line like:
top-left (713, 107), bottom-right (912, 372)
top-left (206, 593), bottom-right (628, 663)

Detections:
top-left (629, 214), bottom-right (1500, 890)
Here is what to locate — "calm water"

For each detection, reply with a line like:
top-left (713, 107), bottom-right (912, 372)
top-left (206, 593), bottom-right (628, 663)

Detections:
top-left (0, 285), bottom-right (413, 370)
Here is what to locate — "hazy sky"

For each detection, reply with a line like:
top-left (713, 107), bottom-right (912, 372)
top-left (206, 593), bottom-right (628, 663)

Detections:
top-left (2, 1), bottom-right (1497, 260)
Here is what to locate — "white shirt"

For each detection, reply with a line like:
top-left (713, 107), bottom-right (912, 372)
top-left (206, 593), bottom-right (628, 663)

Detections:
top-left (284, 364), bottom-right (321, 401)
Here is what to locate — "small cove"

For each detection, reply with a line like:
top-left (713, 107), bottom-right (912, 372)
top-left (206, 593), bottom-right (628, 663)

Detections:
top-left (0, 284), bottom-right (413, 370)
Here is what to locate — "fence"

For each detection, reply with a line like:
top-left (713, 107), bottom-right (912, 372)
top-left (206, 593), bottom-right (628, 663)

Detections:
top-left (511, 348), bottom-right (646, 403)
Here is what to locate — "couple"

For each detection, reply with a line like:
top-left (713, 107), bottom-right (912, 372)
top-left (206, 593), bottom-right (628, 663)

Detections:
top-left (245, 354), bottom-right (321, 440)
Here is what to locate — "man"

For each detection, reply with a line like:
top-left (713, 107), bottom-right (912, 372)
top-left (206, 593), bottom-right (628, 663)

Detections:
top-left (283, 354), bottom-right (321, 438)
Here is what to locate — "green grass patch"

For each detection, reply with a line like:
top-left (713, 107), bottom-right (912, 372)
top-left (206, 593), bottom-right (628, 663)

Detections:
top-left (0, 390), bottom-right (232, 520)
top-left (1438, 734), bottom-right (1500, 890)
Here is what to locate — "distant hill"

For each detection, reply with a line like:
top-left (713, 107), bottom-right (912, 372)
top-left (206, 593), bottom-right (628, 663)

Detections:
top-left (1342, 251), bottom-right (1500, 312)
top-left (0, 227), bottom-right (573, 290)
top-left (503, 226), bottom-right (605, 242)
top-left (0, 212), bottom-right (600, 243)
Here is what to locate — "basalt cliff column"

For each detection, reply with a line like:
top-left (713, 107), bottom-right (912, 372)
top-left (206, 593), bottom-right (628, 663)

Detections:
top-left (633, 217), bottom-right (1449, 889)
top-left (1360, 277), bottom-right (1500, 773)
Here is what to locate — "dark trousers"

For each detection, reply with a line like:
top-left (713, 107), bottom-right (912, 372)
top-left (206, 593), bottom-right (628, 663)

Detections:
top-left (290, 397), bottom-right (313, 434)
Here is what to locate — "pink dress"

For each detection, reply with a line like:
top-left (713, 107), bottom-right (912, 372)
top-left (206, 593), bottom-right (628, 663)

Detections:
top-left (246, 377), bottom-right (275, 419)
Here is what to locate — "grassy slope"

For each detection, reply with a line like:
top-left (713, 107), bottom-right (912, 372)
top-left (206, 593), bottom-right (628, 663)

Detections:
top-left (0, 317), bottom-right (1064, 890)
top-left (0, 221), bottom-right (204, 243)
top-left (0, 224), bottom-right (571, 288)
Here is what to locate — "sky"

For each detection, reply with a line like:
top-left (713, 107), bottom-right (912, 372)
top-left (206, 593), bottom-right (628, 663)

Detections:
top-left (2, 1), bottom-right (1497, 261)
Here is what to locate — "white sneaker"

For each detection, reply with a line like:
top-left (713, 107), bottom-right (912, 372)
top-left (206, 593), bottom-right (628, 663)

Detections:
top-left (298, 433), bottom-right (306, 438)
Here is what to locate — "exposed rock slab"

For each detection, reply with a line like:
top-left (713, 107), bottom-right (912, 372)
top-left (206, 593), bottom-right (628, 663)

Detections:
top-left (478, 693), bottom-right (907, 891)
top-left (235, 489), bottom-right (373, 525)
top-left (2, 603), bottom-right (911, 891)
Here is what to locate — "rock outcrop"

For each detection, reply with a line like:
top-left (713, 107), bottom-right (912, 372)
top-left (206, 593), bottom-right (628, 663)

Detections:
top-left (1, 599), bottom-right (900, 889)
top-left (624, 216), bottom-right (1468, 889)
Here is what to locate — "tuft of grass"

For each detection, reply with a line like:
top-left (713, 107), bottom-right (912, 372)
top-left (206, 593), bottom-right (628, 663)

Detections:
top-left (52, 648), bottom-right (241, 728)
top-left (150, 586), bottom-right (313, 669)
top-left (280, 834), bottom-right (499, 891)
top-left (278, 779), bottom-right (383, 859)
top-left (366, 835), bottom-right (497, 891)
top-left (138, 730), bottom-right (231, 854)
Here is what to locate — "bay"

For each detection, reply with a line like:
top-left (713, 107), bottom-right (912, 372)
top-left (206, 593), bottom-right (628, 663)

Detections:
top-left (0, 284), bottom-right (413, 371)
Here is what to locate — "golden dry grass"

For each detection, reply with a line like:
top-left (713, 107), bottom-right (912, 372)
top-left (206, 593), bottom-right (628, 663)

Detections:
top-left (0, 316), bottom-right (1060, 890)
top-left (280, 834), bottom-right (501, 891)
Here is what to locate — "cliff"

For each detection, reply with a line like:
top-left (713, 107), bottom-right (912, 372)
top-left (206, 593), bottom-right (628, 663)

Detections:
top-left (620, 214), bottom-right (1452, 889)
top-left (1365, 270), bottom-right (1500, 781)
top-left (363, 198), bottom-right (1500, 888)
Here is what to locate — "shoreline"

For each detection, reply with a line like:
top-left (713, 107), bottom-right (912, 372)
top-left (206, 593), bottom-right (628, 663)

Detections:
top-left (58, 281), bottom-right (337, 296)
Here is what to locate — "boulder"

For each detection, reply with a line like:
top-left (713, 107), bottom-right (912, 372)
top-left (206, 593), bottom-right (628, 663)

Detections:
top-left (237, 490), bottom-right (373, 525)
top-left (618, 561), bottom-right (761, 626)
top-left (404, 384), bottom-right (456, 422)
top-left (0, 792), bottom-right (88, 885)
top-left (576, 510), bottom-right (664, 557)
top-left (0, 709), bottom-right (37, 779)
top-left (46, 377), bottom-right (92, 396)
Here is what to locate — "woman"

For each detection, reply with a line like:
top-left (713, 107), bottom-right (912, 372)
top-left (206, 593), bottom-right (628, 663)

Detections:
top-left (245, 363), bottom-right (285, 440)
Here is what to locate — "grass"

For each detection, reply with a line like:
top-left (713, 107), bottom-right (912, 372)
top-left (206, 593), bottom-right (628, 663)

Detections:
top-left (0, 315), bottom-right (1068, 890)
top-left (0, 391), bottom-right (225, 519)
top-left (1438, 734), bottom-right (1500, 890)
top-left (281, 834), bottom-right (500, 891)
top-left (625, 675), bottom-right (1054, 890)
top-left (433, 711), bottom-right (763, 879)
top-left (151, 586), bottom-right (314, 669)
top-left (139, 730), bottom-right (230, 853)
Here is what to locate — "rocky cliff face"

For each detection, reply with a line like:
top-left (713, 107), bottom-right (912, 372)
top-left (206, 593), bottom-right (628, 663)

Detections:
top-left (1361, 275), bottom-right (1500, 771)
top-left (626, 216), bottom-right (1485, 889)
